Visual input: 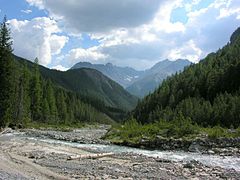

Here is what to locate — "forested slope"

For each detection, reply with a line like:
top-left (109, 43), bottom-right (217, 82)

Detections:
top-left (15, 56), bottom-right (138, 112)
top-left (133, 27), bottom-right (240, 128)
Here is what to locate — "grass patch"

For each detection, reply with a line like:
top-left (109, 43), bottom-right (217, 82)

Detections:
top-left (105, 115), bottom-right (240, 144)
top-left (201, 126), bottom-right (240, 138)
top-left (105, 114), bottom-right (200, 143)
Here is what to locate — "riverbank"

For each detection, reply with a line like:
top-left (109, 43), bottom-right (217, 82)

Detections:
top-left (0, 128), bottom-right (240, 179)
top-left (110, 136), bottom-right (240, 156)
top-left (22, 125), bottom-right (111, 145)
top-left (22, 127), bottom-right (240, 156)
top-left (104, 120), bottom-right (240, 156)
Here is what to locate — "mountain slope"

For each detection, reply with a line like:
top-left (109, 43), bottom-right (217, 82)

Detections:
top-left (127, 59), bottom-right (191, 97)
top-left (133, 27), bottom-right (240, 128)
top-left (15, 56), bottom-right (138, 112)
top-left (71, 62), bottom-right (144, 88)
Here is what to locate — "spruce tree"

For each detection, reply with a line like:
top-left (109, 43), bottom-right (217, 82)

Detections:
top-left (42, 98), bottom-right (50, 123)
top-left (21, 63), bottom-right (31, 126)
top-left (15, 74), bottom-right (24, 125)
top-left (57, 91), bottom-right (67, 124)
top-left (31, 58), bottom-right (42, 121)
top-left (46, 80), bottom-right (58, 122)
top-left (0, 16), bottom-right (15, 127)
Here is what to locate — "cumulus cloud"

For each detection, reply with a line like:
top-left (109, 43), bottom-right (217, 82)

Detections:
top-left (185, 0), bottom-right (240, 54)
top-left (9, 17), bottom-right (68, 65)
top-left (107, 0), bottom-right (239, 65)
top-left (51, 65), bottom-right (68, 71)
top-left (26, 0), bottom-right (162, 33)
top-left (65, 47), bottom-right (108, 66)
top-left (50, 34), bottom-right (69, 55)
top-left (25, 0), bottom-right (240, 70)
top-left (168, 40), bottom-right (203, 62)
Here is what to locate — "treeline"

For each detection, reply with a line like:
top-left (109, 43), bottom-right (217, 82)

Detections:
top-left (133, 27), bottom-right (240, 128)
top-left (0, 17), bottom-right (111, 128)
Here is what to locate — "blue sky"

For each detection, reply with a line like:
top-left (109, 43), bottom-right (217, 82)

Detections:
top-left (0, 0), bottom-right (240, 70)
top-left (170, 0), bottom-right (213, 23)
top-left (0, 0), bottom-right (46, 20)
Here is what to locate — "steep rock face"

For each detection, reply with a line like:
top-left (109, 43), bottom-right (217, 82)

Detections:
top-left (71, 62), bottom-right (144, 88)
top-left (126, 59), bottom-right (191, 97)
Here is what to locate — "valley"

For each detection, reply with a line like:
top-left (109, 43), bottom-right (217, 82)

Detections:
top-left (0, 2), bottom-right (240, 179)
top-left (72, 59), bottom-right (191, 97)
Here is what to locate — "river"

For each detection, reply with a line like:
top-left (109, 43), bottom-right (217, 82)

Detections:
top-left (25, 135), bottom-right (240, 171)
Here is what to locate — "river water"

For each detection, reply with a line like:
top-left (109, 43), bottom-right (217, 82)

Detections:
top-left (23, 136), bottom-right (240, 171)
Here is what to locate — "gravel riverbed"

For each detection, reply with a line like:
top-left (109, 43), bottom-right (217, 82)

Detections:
top-left (0, 127), bottom-right (239, 179)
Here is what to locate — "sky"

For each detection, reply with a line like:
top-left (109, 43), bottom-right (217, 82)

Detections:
top-left (0, 0), bottom-right (239, 71)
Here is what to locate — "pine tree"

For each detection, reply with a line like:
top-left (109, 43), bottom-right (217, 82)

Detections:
top-left (31, 58), bottom-right (42, 121)
top-left (15, 74), bottom-right (24, 125)
top-left (57, 91), bottom-right (68, 124)
top-left (42, 98), bottom-right (50, 123)
top-left (46, 80), bottom-right (58, 122)
top-left (0, 16), bottom-right (15, 127)
top-left (21, 63), bottom-right (31, 126)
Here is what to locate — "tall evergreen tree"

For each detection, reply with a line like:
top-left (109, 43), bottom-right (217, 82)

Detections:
top-left (56, 91), bottom-right (68, 124)
top-left (42, 98), bottom-right (50, 123)
top-left (0, 16), bottom-right (15, 127)
top-left (31, 58), bottom-right (42, 121)
top-left (46, 80), bottom-right (58, 122)
top-left (20, 63), bottom-right (31, 126)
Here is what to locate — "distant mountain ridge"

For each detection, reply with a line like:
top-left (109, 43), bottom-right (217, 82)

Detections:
top-left (72, 59), bottom-right (191, 97)
top-left (71, 62), bottom-right (144, 88)
top-left (127, 59), bottom-right (191, 97)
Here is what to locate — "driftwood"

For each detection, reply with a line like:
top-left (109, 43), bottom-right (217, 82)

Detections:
top-left (0, 128), bottom-right (12, 135)
top-left (67, 152), bottom-right (114, 160)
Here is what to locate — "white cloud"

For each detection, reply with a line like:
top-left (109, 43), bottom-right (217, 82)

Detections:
top-left (21, 9), bottom-right (32, 14)
top-left (25, 0), bottom-right (240, 70)
top-left (50, 34), bottom-right (68, 55)
top-left (217, 0), bottom-right (240, 19)
top-left (26, 0), bottom-right (44, 9)
top-left (184, 0), bottom-right (240, 54)
top-left (150, 0), bottom-right (186, 33)
top-left (9, 17), bottom-right (68, 66)
top-left (26, 0), bottom-right (162, 33)
top-left (66, 47), bottom-right (108, 66)
top-left (168, 40), bottom-right (203, 62)
top-left (51, 65), bottom-right (68, 71)
top-left (184, 0), bottom-right (202, 12)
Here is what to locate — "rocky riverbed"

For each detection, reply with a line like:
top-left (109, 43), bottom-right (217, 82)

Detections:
top-left (0, 127), bottom-right (240, 179)
top-left (22, 125), bottom-right (111, 145)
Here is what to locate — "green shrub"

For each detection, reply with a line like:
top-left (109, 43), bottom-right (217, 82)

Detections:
top-left (204, 125), bottom-right (227, 138)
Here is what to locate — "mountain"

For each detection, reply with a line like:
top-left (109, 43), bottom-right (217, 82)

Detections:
top-left (71, 60), bottom-right (191, 98)
top-left (71, 62), bottom-right (144, 88)
top-left (15, 56), bottom-right (138, 112)
top-left (126, 59), bottom-right (191, 97)
top-left (133, 27), bottom-right (240, 128)
top-left (230, 27), bottom-right (240, 43)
